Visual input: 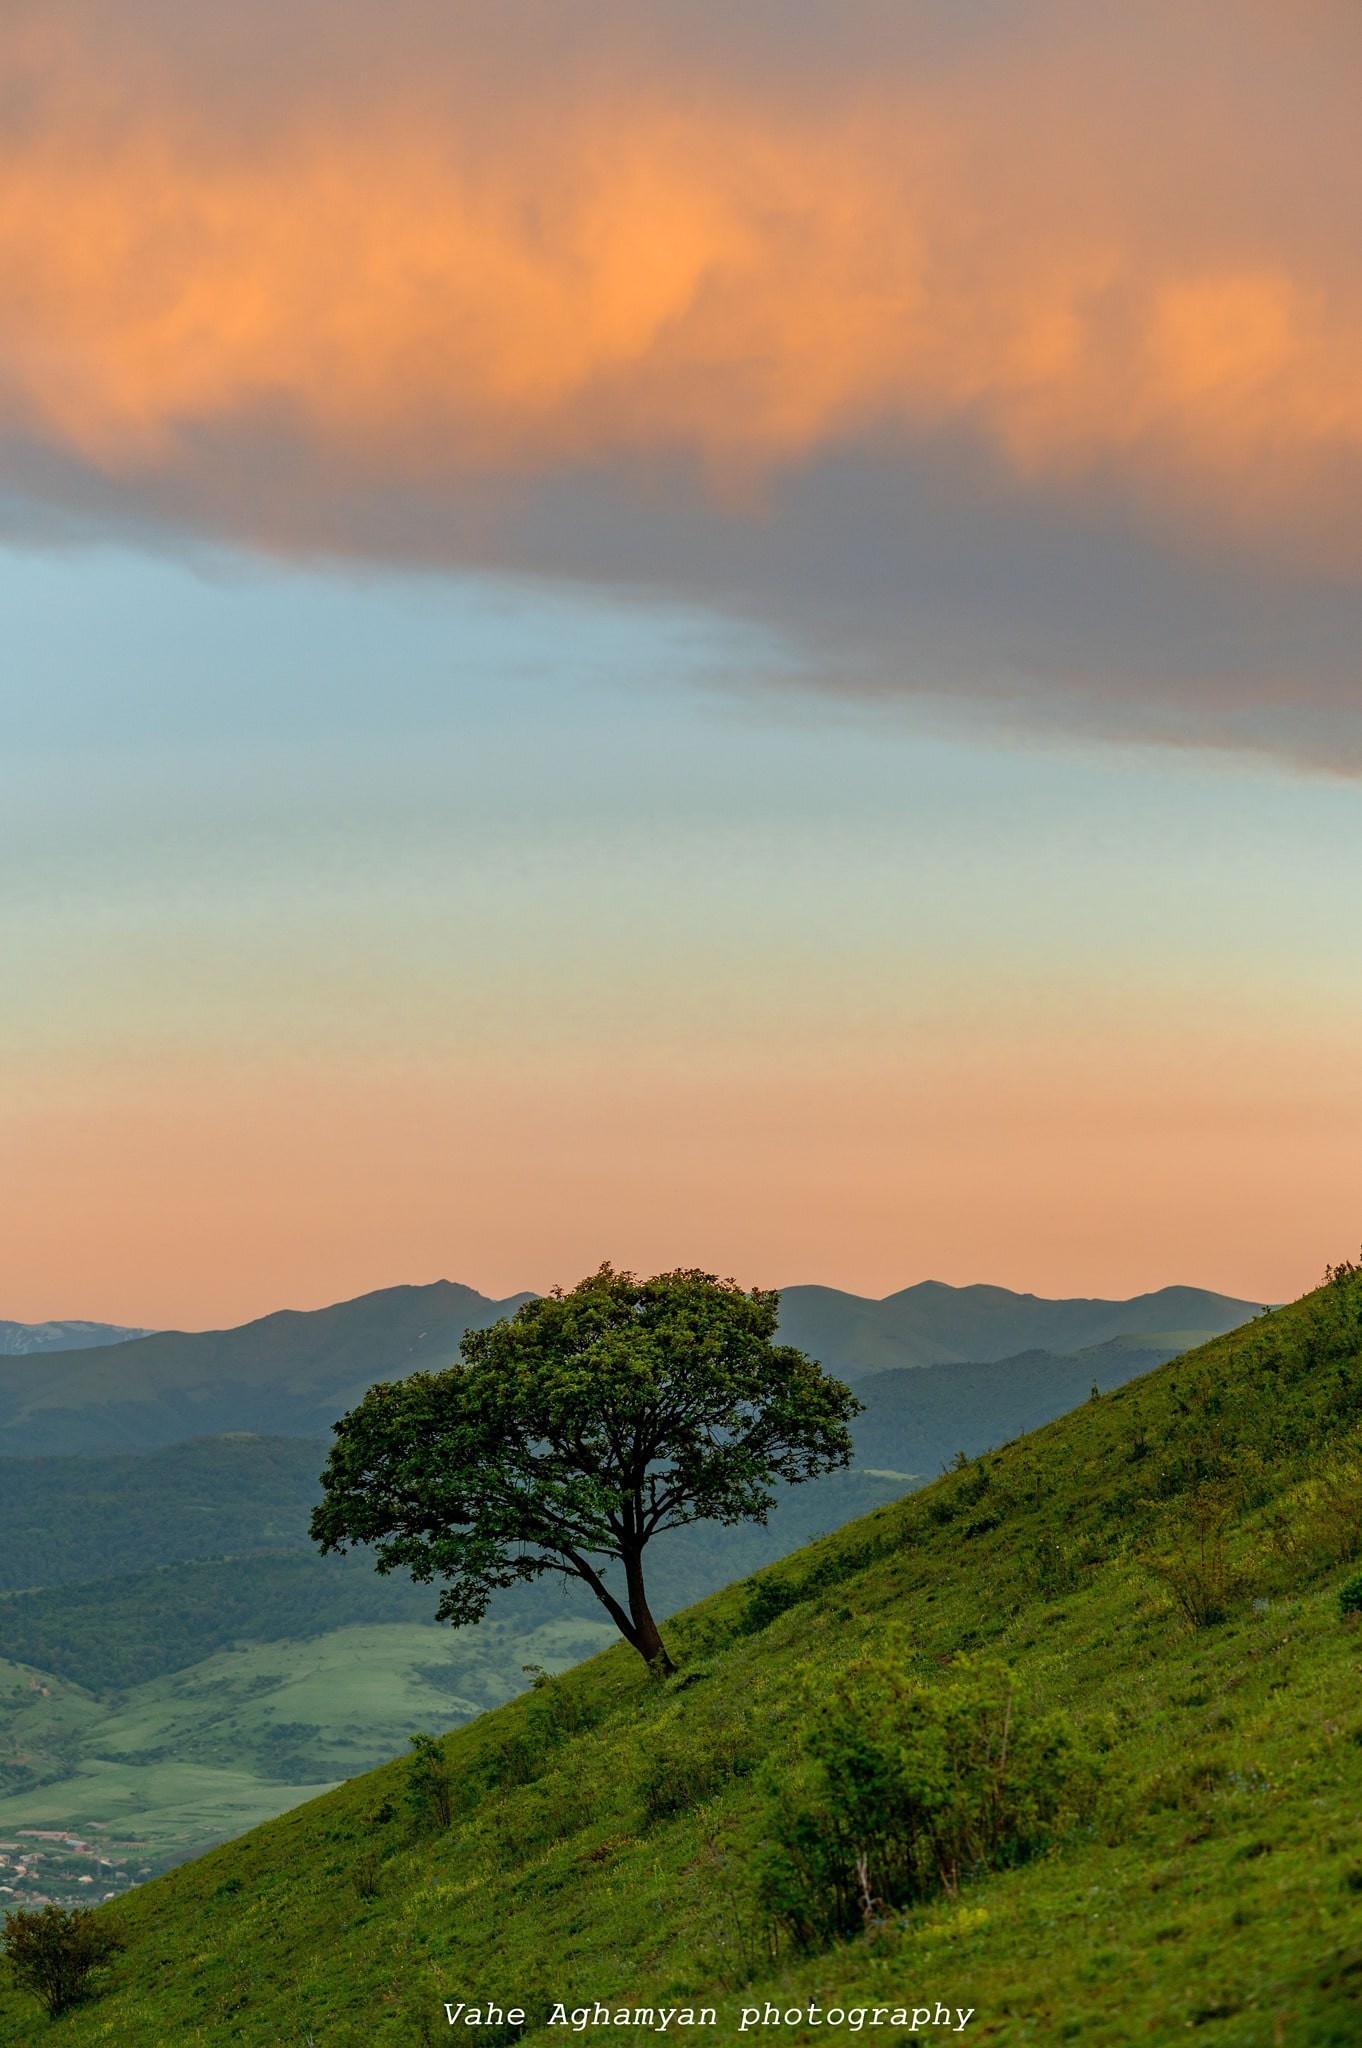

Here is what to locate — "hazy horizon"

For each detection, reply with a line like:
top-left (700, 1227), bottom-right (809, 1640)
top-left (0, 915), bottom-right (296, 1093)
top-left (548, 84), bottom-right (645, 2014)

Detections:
top-left (2, 1270), bottom-right (1274, 1341)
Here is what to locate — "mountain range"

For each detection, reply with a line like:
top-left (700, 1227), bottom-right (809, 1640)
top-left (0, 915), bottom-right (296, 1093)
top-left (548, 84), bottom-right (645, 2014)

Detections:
top-left (0, 1319), bottom-right (153, 1357)
top-left (0, 1276), bottom-right (1259, 1455)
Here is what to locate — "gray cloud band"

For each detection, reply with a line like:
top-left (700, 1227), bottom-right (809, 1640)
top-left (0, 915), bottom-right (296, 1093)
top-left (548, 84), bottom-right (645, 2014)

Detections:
top-left (5, 424), bottom-right (1361, 770)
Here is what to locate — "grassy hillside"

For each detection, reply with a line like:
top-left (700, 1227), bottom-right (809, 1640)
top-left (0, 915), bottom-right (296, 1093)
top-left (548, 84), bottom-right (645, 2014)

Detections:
top-left (849, 1338), bottom-right (1179, 1476)
top-left (5, 1269), bottom-right (1360, 2044)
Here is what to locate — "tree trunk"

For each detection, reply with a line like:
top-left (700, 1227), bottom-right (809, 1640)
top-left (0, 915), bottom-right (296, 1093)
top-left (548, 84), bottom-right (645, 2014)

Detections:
top-left (562, 1546), bottom-right (646, 1657)
top-left (622, 1544), bottom-right (674, 1676)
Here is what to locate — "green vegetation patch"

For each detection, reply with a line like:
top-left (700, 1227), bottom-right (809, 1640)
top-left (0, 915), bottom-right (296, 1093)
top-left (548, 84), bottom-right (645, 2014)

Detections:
top-left (0, 1552), bottom-right (440, 1693)
top-left (0, 1435), bottom-right (328, 1594)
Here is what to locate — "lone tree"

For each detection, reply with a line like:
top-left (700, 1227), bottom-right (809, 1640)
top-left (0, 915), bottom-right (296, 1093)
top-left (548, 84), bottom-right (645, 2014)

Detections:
top-left (312, 1264), bottom-right (861, 1674)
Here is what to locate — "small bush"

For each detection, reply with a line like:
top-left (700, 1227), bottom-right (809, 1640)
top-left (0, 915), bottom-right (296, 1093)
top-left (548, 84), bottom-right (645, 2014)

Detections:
top-left (1025, 1535), bottom-right (1084, 1599)
top-left (1142, 1754), bottom-right (1231, 1813)
top-left (479, 1731), bottom-right (544, 1793)
top-left (523, 1667), bottom-right (601, 1741)
top-left (476, 1671), bottom-right (603, 1795)
top-left (741, 1576), bottom-right (803, 1633)
top-left (1262, 1446), bottom-right (1362, 1586)
top-left (353, 1846), bottom-right (382, 1899)
top-left (405, 1731), bottom-right (455, 1829)
top-left (638, 1709), bottom-right (759, 1824)
top-left (1144, 1485), bottom-right (1245, 1627)
top-left (2, 1903), bottom-right (126, 2019)
top-left (664, 1663), bottom-right (712, 1694)
top-left (755, 1656), bottom-right (1098, 1952)
top-left (498, 1777), bottom-right (588, 1858)
top-left (1338, 1572), bottom-right (1362, 1618)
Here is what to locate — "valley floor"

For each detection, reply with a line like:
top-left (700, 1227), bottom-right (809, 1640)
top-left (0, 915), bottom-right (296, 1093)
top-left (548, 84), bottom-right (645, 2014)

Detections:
top-left (0, 1615), bottom-right (613, 1895)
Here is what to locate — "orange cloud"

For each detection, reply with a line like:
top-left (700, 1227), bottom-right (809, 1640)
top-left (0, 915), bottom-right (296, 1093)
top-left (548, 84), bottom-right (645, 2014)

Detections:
top-left (3, 0), bottom-right (1362, 566)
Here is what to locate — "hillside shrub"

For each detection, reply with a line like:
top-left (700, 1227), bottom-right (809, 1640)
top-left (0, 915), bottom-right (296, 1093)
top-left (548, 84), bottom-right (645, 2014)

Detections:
top-left (1142, 1754), bottom-right (1232, 1813)
top-left (742, 1575), bottom-right (803, 1633)
top-left (638, 1708), bottom-right (759, 1823)
top-left (479, 1731), bottom-right (543, 1792)
top-left (1338, 1572), bottom-right (1362, 1619)
top-left (405, 1732), bottom-right (455, 1829)
top-left (755, 1657), bottom-right (1098, 1951)
top-left (1143, 1483), bottom-right (1245, 1627)
top-left (523, 1665), bottom-right (602, 1740)
top-left (497, 1775), bottom-right (591, 1859)
top-left (739, 1534), bottom-right (892, 1637)
top-left (1024, 1534), bottom-right (1084, 1599)
top-left (476, 1670), bottom-right (605, 1796)
top-left (2, 1903), bottom-right (126, 2019)
top-left (1263, 1449), bottom-right (1362, 1588)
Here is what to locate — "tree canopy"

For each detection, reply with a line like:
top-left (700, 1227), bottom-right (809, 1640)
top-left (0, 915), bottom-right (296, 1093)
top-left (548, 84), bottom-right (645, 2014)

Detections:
top-left (311, 1264), bottom-right (861, 1672)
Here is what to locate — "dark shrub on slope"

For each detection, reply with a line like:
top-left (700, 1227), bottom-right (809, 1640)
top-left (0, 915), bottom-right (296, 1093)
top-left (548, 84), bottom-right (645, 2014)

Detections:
top-left (756, 1655), bottom-right (1099, 1949)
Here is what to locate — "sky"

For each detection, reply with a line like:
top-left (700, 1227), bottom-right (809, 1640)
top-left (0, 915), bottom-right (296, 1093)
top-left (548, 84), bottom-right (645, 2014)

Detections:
top-left (2, 0), bottom-right (1360, 1327)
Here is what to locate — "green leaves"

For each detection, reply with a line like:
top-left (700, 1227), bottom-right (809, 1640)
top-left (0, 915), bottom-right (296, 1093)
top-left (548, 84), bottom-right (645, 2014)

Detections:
top-left (312, 1264), bottom-right (862, 1665)
top-left (755, 1656), bottom-right (1099, 1950)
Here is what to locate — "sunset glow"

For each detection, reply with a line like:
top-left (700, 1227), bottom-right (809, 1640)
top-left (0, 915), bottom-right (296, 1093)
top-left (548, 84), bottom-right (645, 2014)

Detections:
top-left (1, 2), bottom-right (1360, 1325)
top-left (5, 8), bottom-right (1362, 539)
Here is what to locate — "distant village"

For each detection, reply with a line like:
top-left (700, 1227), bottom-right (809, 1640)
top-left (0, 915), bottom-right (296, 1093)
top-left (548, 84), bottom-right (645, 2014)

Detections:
top-left (0, 1831), bottom-right (150, 1913)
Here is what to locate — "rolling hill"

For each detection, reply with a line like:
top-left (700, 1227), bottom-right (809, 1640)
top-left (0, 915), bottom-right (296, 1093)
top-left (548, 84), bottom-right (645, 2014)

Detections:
top-left (4, 1269), bottom-right (1358, 2045)
top-left (0, 1436), bottom-right (329, 1593)
top-left (0, 1278), bottom-right (1257, 1456)
top-left (848, 1336), bottom-right (1179, 1477)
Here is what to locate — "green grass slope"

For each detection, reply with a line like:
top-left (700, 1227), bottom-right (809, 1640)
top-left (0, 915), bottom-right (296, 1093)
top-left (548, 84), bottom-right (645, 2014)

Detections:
top-left (5, 1274), bottom-right (1362, 2046)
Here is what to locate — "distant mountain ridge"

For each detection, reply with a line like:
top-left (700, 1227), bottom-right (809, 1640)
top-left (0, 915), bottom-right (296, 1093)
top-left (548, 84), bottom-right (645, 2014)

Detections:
top-left (775, 1278), bottom-right (1261, 1377)
top-left (0, 1276), bottom-right (1261, 1457)
top-left (0, 1281), bottom-right (531, 1455)
top-left (0, 1318), bottom-right (154, 1356)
